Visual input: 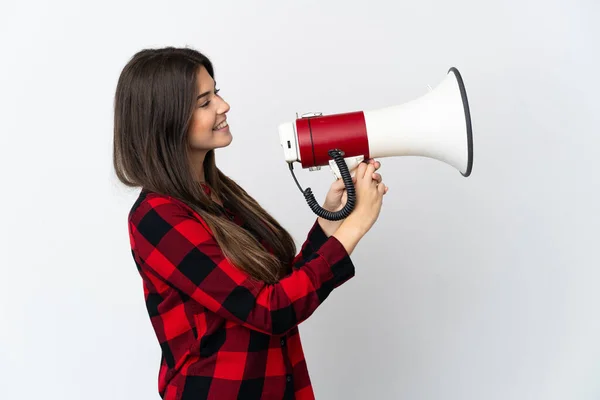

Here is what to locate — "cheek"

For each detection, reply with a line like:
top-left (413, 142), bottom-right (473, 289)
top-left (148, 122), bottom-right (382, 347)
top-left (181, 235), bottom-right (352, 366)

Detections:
top-left (193, 111), bottom-right (214, 131)
top-left (188, 113), bottom-right (215, 145)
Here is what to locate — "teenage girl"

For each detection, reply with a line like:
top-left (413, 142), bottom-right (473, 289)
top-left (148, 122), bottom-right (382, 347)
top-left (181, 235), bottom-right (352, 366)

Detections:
top-left (113, 46), bottom-right (388, 400)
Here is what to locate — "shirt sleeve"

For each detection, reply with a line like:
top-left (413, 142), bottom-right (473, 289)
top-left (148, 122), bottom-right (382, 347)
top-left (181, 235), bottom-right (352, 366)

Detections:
top-left (288, 218), bottom-right (350, 289)
top-left (289, 219), bottom-right (325, 264)
top-left (129, 195), bottom-right (355, 336)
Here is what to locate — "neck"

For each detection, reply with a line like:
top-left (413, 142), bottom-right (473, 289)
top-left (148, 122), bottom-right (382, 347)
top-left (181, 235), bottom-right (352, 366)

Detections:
top-left (190, 150), bottom-right (207, 183)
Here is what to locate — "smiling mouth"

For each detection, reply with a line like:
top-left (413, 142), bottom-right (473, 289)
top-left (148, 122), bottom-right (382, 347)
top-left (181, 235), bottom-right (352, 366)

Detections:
top-left (213, 120), bottom-right (228, 130)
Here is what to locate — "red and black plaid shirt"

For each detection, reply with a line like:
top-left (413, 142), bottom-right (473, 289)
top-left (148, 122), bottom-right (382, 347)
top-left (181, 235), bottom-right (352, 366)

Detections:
top-left (127, 186), bottom-right (355, 399)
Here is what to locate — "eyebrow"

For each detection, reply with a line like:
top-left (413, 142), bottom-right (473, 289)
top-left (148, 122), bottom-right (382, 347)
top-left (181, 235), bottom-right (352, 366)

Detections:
top-left (196, 82), bottom-right (217, 100)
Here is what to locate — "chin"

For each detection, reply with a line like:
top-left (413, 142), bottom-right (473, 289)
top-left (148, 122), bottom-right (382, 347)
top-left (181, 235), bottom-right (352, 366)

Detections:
top-left (190, 131), bottom-right (233, 152)
top-left (214, 134), bottom-right (233, 150)
top-left (221, 132), bottom-right (233, 147)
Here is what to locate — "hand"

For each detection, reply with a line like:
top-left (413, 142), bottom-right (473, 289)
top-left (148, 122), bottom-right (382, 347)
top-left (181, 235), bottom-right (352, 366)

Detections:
top-left (341, 159), bottom-right (388, 235)
top-left (322, 159), bottom-right (386, 212)
top-left (318, 159), bottom-right (387, 236)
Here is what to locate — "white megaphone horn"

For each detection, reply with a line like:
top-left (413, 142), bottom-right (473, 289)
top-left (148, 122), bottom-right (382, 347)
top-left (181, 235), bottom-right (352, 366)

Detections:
top-left (278, 67), bottom-right (474, 221)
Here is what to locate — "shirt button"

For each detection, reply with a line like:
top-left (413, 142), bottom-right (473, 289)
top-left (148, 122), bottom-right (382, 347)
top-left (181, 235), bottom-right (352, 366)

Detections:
top-left (280, 339), bottom-right (285, 346)
top-left (287, 375), bottom-right (292, 382)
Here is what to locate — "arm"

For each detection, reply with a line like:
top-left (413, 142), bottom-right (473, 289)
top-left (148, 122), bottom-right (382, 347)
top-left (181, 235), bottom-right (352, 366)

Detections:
top-left (129, 196), bottom-right (359, 336)
top-left (289, 218), bottom-right (330, 268)
top-left (288, 218), bottom-right (349, 288)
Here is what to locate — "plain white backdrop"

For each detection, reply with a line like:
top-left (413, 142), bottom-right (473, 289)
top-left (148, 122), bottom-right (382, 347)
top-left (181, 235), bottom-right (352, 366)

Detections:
top-left (1, 0), bottom-right (598, 399)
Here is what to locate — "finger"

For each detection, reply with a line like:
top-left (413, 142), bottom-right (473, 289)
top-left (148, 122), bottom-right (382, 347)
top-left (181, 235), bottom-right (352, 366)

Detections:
top-left (334, 174), bottom-right (357, 189)
top-left (356, 161), bottom-right (368, 179)
top-left (377, 182), bottom-right (386, 194)
top-left (367, 158), bottom-right (381, 170)
top-left (372, 172), bottom-right (382, 183)
top-left (364, 163), bottom-right (376, 182)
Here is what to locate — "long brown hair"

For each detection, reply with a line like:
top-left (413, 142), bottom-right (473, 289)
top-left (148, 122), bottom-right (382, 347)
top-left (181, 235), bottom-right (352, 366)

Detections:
top-left (113, 46), bottom-right (296, 283)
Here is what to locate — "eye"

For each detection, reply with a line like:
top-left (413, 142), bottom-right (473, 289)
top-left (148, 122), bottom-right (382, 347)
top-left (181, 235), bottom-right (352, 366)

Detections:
top-left (199, 89), bottom-right (221, 108)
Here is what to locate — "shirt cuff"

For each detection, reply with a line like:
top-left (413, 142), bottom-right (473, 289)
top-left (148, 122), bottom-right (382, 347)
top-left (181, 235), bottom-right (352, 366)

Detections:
top-left (306, 218), bottom-right (329, 250)
top-left (315, 234), bottom-right (355, 287)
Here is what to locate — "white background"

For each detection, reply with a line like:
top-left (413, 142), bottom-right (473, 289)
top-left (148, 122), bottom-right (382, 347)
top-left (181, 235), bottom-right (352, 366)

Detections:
top-left (1, 0), bottom-right (599, 399)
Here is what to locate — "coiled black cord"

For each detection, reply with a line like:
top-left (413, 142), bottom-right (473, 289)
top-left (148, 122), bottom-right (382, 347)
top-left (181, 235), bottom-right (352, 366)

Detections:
top-left (288, 149), bottom-right (356, 221)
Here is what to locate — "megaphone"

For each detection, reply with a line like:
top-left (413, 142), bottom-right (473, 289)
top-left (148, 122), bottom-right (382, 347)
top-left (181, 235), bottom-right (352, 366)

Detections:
top-left (278, 67), bottom-right (473, 221)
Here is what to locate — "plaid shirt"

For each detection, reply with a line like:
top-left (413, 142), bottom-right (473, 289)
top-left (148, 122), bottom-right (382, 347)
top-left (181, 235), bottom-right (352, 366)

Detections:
top-left (128, 186), bottom-right (355, 399)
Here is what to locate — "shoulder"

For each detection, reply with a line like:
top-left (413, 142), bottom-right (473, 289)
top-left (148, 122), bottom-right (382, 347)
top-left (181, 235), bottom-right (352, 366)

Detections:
top-left (128, 189), bottom-right (210, 234)
top-left (129, 189), bottom-right (186, 217)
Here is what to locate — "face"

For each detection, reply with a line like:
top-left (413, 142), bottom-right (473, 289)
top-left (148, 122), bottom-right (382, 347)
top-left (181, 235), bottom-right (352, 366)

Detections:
top-left (187, 66), bottom-right (231, 155)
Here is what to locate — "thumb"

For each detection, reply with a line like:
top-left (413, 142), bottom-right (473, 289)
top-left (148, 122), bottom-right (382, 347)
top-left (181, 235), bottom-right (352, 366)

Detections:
top-left (334, 175), bottom-right (356, 189)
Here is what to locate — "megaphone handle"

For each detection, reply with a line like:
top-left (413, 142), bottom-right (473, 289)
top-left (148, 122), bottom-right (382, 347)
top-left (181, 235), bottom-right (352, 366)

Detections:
top-left (329, 155), bottom-right (364, 180)
top-left (289, 149), bottom-right (357, 221)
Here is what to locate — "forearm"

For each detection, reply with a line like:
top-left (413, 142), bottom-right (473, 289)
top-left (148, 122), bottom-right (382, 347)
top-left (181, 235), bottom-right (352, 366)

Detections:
top-left (331, 215), bottom-right (367, 256)
top-left (317, 216), bottom-right (343, 237)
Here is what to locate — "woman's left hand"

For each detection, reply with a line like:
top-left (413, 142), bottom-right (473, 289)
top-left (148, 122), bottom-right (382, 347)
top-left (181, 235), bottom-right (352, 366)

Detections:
top-left (318, 159), bottom-right (383, 235)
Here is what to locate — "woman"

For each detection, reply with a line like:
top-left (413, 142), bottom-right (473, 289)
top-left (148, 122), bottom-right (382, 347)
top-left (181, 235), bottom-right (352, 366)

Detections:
top-left (113, 46), bottom-right (388, 400)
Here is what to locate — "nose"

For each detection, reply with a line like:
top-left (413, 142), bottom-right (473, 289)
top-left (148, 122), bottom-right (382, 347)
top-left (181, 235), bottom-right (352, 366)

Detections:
top-left (217, 96), bottom-right (230, 114)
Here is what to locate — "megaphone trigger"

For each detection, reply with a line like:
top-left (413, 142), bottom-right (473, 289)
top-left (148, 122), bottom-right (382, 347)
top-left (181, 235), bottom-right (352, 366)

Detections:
top-left (328, 155), bottom-right (364, 180)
